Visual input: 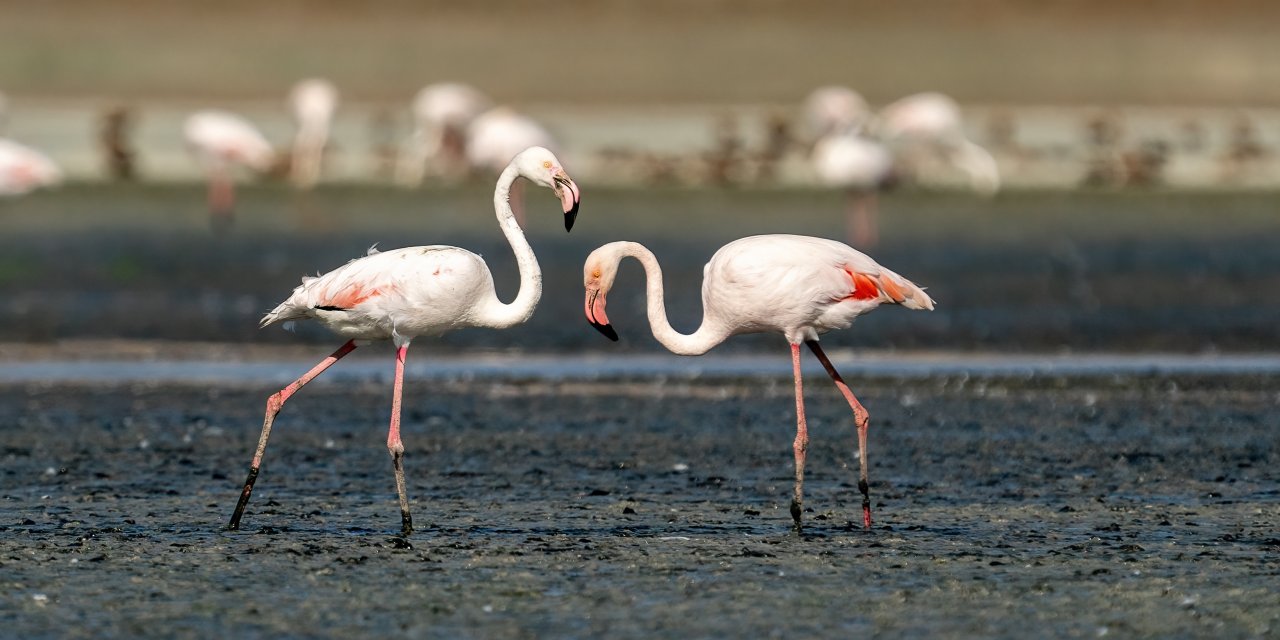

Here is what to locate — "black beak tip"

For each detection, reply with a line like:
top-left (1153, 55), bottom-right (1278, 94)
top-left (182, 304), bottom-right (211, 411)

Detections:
top-left (591, 321), bottom-right (619, 342)
top-left (564, 207), bottom-right (578, 232)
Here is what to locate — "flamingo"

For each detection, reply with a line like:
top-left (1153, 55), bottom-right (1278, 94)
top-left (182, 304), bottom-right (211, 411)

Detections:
top-left (288, 78), bottom-right (338, 189)
top-left (228, 146), bottom-right (582, 537)
top-left (876, 92), bottom-right (999, 195)
top-left (183, 110), bottom-right (275, 229)
top-left (802, 85), bottom-right (874, 142)
top-left (394, 82), bottom-right (491, 186)
top-left (582, 235), bottom-right (934, 531)
top-left (811, 132), bottom-right (894, 248)
top-left (465, 106), bottom-right (558, 227)
top-left (0, 138), bottom-right (62, 197)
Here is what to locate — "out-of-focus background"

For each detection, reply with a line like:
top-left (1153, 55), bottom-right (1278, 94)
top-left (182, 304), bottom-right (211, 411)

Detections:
top-left (4, 0), bottom-right (1280, 185)
top-left (1, 0), bottom-right (1277, 354)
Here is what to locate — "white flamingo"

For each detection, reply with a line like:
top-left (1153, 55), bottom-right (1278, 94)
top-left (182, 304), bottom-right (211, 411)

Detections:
top-left (802, 85), bottom-right (874, 142)
top-left (876, 92), bottom-right (999, 195)
top-left (466, 107), bottom-right (557, 173)
top-left (582, 235), bottom-right (934, 530)
top-left (229, 146), bottom-right (582, 537)
top-left (183, 110), bottom-right (275, 227)
top-left (395, 82), bottom-right (491, 186)
top-left (288, 78), bottom-right (338, 189)
top-left (811, 133), bottom-right (894, 247)
top-left (466, 106), bottom-right (558, 226)
top-left (0, 138), bottom-right (62, 197)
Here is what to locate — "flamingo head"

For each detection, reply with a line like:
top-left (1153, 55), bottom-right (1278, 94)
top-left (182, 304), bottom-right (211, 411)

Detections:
top-left (582, 242), bottom-right (628, 342)
top-left (512, 146), bottom-right (581, 231)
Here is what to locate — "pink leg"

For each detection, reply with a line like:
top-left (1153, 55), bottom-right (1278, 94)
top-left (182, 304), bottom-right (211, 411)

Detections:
top-left (846, 190), bottom-right (879, 249)
top-left (388, 343), bottom-right (414, 537)
top-left (806, 340), bottom-right (873, 529)
top-left (789, 343), bottom-right (809, 531)
top-left (229, 340), bottom-right (358, 530)
top-left (209, 170), bottom-right (235, 233)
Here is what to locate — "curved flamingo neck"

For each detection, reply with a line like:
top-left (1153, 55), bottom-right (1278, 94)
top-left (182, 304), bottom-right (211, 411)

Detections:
top-left (478, 164), bottom-right (541, 329)
top-left (617, 242), bottom-right (727, 356)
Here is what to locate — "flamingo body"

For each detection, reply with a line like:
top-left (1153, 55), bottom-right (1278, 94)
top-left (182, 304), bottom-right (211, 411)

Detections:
top-left (811, 133), bottom-right (894, 247)
top-left (184, 110), bottom-right (274, 227)
top-left (703, 235), bottom-right (929, 343)
top-left (811, 134), bottom-right (893, 190)
top-left (583, 235), bottom-right (933, 530)
top-left (803, 85), bottom-right (872, 140)
top-left (263, 245), bottom-right (510, 340)
top-left (184, 110), bottom-right (274, 172)
top-left (877, 92), bottom-right (1000, 195)
top-left (0, 138), bottom-right (62, 196)
top-left (396, 82), bottom-right (491, 185)
top-left (414, 82), bottom-right (491, 132)
top-left (878, 92), bottom-right (967, 142)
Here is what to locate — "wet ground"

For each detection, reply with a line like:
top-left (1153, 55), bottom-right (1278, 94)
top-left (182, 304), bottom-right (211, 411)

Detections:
top-left (1, 373), bottom-right (1277, 637)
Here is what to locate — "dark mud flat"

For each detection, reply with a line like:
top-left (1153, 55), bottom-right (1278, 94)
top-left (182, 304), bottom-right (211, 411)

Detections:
top-left (1, 374), bottom-right (1277, 637)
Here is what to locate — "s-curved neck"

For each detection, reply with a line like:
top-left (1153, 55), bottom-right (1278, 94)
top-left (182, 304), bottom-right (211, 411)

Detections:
top-left (479, 164), bottom-right (542, 328)
top-left (615, 242), bottom-right (727, 356)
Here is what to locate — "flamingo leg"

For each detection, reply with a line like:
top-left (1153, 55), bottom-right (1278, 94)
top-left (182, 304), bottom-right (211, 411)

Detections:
top-left (387, 343), bottom-right (414, 537)
top-left (209, 168), bottom-right (235, 233)
top-left (229, 339), bottom-right (358, 530)
top-left (846, 189), bottom-right (879, 249)
top-left (806, 340), bottom-right (873, 529)
top-left (789, 342), bottom-right (809, 531)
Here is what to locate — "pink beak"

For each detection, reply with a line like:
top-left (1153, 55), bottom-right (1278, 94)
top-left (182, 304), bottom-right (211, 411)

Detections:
top-left (554, 171), bottom-right (581, 231)
top-left (585, 287), bottom-right (617, 341)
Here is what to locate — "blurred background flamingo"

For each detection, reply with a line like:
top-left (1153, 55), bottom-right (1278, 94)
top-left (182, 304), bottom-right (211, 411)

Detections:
top-left (801, 85), bottom-right (874, 144)
top-left (0, 138), bottom-right (62, 196)
top-left (810, 132), bottom-right (894, 248)
top-left (288, 78), bottom-right (338, 190)
top-left (466, 106), bottom-right (559, 226)
top-left (394, 82), bottom-right (491, 186)
top-left (876, 92), bottom-right (1000, 196)
top-left (183, 110), bottom-right (274, 229)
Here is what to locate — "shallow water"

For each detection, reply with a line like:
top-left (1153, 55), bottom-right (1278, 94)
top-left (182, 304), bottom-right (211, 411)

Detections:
top-left (3, 352), bottom-right (1280, 385)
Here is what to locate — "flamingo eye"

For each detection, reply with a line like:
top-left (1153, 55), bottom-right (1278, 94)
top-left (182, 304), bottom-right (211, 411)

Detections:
top-left (542, 160), bottom-right (552, 169)
top-left (592, 269), bottom-right (601, 278)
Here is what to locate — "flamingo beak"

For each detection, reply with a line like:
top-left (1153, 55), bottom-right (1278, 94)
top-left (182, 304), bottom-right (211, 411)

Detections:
top-left (553, 170), bottom-right (580, 231)
top-left (584, 287), bottom-right (618, 341)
